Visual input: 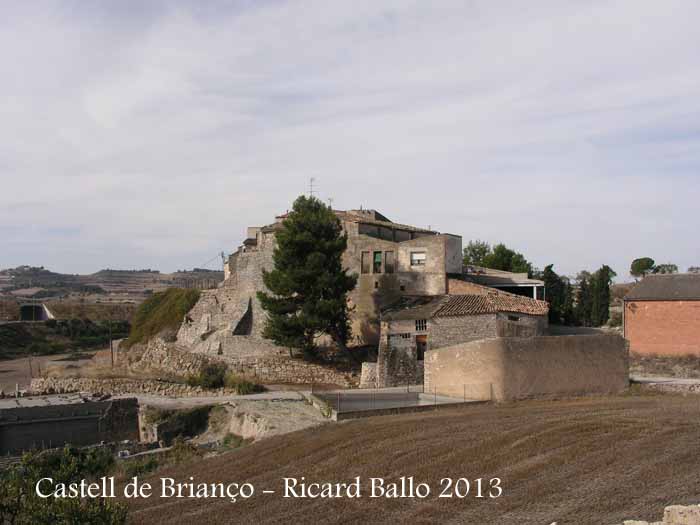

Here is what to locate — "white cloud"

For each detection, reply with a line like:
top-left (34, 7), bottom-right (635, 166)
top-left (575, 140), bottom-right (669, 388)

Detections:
top-left (1, 0), bottom-right (699, 277)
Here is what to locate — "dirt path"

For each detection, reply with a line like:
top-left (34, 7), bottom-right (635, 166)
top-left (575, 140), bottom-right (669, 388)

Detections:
top-left (125, 393), bottom-right (700, 525)
top-left (0, 351), bottom-right (105, 392)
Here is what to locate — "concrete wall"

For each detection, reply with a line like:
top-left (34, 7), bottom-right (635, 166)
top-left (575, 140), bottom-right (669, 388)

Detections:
top-left (424, 335), bottom-right (628, 401)
top-left (0, 398), bottom-right (139, 454)
top-left (625, 300), bottom-right (700, 356)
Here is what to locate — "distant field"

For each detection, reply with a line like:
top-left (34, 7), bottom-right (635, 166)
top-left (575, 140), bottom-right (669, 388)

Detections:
top-left (125, 394), bottom-right (700, 525)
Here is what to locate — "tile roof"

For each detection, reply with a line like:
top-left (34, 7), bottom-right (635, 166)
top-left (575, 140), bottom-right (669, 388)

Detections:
top-left (381, 289), bottom-right (549, 320)
top-left (434, 293), bottom-right (549, 317)
top-left (624, 273), bottom-right (700, 301)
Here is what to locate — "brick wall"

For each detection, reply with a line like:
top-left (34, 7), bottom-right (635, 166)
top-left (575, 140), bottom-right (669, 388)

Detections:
top-left (625, 300), bottom-right (700, 356)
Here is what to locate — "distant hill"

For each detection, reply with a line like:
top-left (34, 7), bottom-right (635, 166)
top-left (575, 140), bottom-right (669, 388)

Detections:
top-left (0, 266), bottom-right (223, 299)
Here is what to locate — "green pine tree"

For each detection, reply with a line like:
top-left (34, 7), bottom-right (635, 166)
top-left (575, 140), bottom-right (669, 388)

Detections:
top-left (257, 196), bottom-right (358, 360)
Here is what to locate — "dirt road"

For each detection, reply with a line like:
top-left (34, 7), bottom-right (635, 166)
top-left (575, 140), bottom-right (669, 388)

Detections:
top-left (125, 393), bottom-right (700, 525)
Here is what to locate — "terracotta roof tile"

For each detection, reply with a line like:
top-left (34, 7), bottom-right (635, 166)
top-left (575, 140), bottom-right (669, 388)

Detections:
top-left (434, 293), bottom-right (549, 317)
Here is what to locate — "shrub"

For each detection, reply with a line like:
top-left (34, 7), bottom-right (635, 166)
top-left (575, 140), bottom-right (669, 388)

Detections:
top-left (0, 446), bottom-right (126, 524)
top-left (607, 310), bottom-right (622, 327)
top-left (187, 363), bottom-right (227, 389)
top-left (221, 433), bottom-right (250, 450)
top-left (224, 373), bottom-right (266, 394)
top-left (121, 456), bottom-right (159, 478)
top-left (123, 288), bottom-right (200, 348)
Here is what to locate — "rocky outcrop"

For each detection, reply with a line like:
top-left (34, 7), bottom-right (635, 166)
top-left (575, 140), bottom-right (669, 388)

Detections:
top-left (620, 503), bottom-right (700, 525)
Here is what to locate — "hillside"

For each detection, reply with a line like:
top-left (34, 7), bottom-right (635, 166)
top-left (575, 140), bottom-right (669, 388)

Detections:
top-left (125, 394), bottom-right (700, 525)
top-left (0, 266), bottom-right (223, 299)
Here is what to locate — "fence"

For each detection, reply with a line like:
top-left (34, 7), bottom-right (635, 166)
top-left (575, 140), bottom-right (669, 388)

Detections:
top-left (309, 384), bottom-right (492, 420)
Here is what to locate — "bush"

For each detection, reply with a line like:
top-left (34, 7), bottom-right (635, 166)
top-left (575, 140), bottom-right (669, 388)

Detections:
top-left (221, 433), bottom-right (250, 450)
top-left (0, 446), bottom-right (126, 524)
top-left (123, 288), bottom-right (200, 348)
top-left (187, 363), bottom-right (227, 389)
top-left (607, 310), bottom-right (622, 327)
top-left (224, 373), bottom-right (265, 394)
top-left (121, 456), bottom-right (159, 478)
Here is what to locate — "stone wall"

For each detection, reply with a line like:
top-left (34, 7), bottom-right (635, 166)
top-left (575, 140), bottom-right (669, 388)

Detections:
top-left (123, 338), bottom-right (217, 379)
top-left (359, 362), bottom-right (378, 388)
top-left (428, 314), bottom-right (499, 349)
top-left (125, 337), bottom-right (357, 387)
top-left (225, 357), bottom-right (359, 387)
top-left (620, 504), bottom-right (700, 525)
top-left (30, 377), bottom-right (242, 397)
top-left (425, 334), bottom-right (628, 401)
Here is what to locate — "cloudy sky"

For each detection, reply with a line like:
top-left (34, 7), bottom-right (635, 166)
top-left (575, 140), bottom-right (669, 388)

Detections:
top-left (2, 1), bottom-right (699, 279)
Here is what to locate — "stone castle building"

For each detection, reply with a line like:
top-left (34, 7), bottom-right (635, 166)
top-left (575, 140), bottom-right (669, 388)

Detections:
top-left (177, 208), bottom-right (548, 377)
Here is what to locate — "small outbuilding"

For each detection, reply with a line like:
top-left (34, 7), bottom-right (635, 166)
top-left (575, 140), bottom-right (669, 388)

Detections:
top-left (367, 286), bottom-right (549, 387)
top-left (624, 273), bottom-right (700, 356)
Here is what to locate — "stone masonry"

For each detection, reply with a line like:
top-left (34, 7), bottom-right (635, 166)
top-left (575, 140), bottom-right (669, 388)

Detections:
top-left (620, 503), bottom-right (700, 525)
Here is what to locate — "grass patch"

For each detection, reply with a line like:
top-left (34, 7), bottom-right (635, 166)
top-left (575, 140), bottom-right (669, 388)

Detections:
top-left (220, 433), bottom-right (251, 451)
top-left (122, 288), bottom-right (200, 349)
top-left (187, 363), bottom-right (227, 389)
top-left (224, 372), bottom-right (266, 394)
top-left (186, 363), bottom-right (266, 394)
top-left (152, 406), bottom-right (214, 444)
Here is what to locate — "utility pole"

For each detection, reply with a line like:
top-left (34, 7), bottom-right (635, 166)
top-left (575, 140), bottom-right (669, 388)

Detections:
top-left (309, 177), bottom-right (316, 197)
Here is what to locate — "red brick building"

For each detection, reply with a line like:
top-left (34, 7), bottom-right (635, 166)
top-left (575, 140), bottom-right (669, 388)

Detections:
top-left (624, 274), bottom-right (700, 356)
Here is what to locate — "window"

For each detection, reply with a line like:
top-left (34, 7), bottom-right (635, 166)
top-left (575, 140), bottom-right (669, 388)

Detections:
top-left (508, 315), bottom-right (520, 322)
top-left (415, 319), bottom-right (427, 331)
top-left (373, 251), bottom-right (382, 273)
top-left (361, 252), bottom-right (370, 274)
top-left (400, 285), bottom-right (406, 292)
top-left (374, 281), bottom-right (379, 289)
top-left (385, 251), bottom-right (395, 274)
top-left (410, 252), bottom-right (426, 266)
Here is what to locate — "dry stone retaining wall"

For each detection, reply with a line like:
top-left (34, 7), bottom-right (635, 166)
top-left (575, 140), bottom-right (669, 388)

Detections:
top-left (124, 338), bottom-right (359, 387)
top-left (30, 377), bottom-right (241, 397)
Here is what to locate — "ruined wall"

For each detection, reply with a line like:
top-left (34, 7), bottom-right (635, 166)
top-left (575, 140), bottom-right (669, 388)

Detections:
top-left (625, 300), bottom-right (700, 356)
top-left (428, 314), bottom-right (499, 350)
top-left (376, 321), bottom-right (420, 387)
top-left (495, 312), bottom-right (548, 337)
top-left (343, 232), bottom-right (452, 345)
top-left (620, 504), bottom-right (700, 525)
top-left (359, 362), bottom-right (378, 388)
top-left (444, 234), bottom-right (463, 274)
top-left (0, 398), bottom-right (138, 454)
top-left (424, 335), bottom-right (628, 401)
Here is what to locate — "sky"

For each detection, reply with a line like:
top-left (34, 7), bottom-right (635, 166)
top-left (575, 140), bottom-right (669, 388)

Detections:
top-left (1, 0), bottom-right (699, 280)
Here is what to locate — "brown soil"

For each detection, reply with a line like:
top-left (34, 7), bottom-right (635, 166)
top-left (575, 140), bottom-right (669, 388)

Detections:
top-left (125, 393), bottom-right (700, 525)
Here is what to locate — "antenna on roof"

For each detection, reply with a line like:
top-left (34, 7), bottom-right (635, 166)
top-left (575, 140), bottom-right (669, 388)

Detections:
top-left (309, 177), bottom-right (316, 197)
top-left (328, 197), bottom-right (333, 209)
